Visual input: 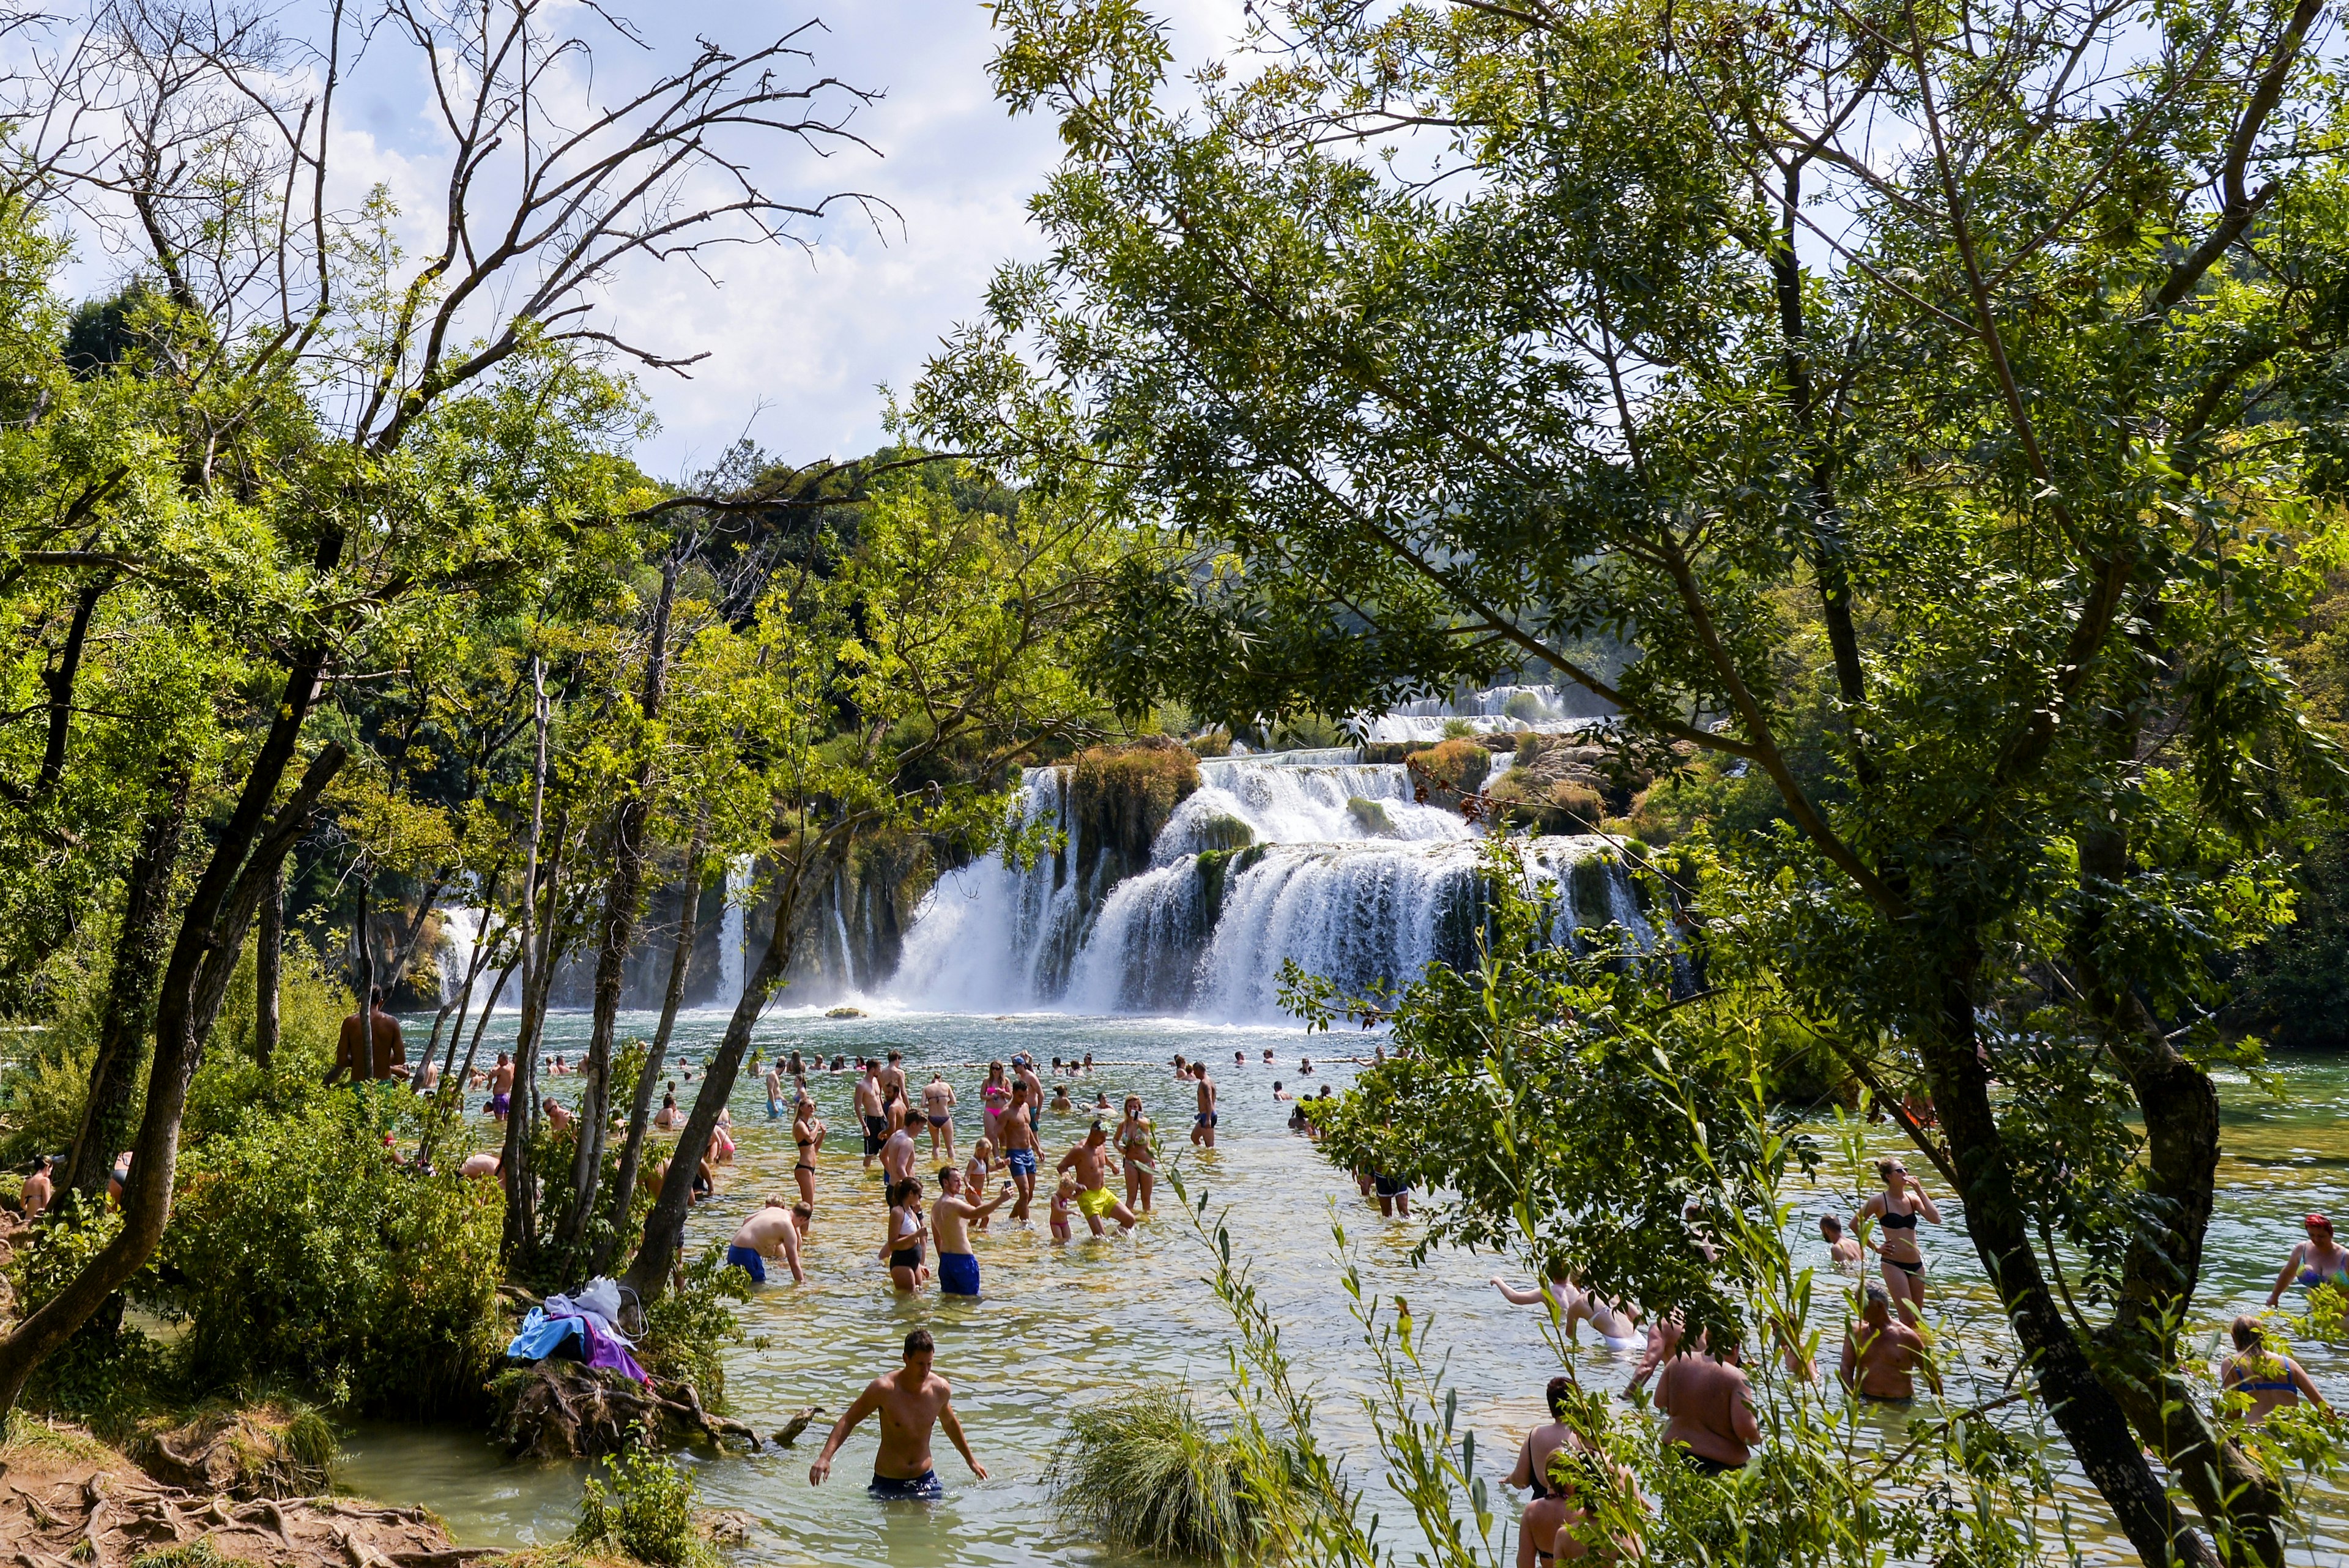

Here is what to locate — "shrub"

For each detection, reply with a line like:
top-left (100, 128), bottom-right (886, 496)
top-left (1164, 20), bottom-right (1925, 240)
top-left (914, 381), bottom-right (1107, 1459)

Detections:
top-left (155, 1090), bottom-right (502, 1418)
top-left (1048, 1383), bottom-right (1282, 1563)
top-left (132, 1544), bottom-right (251, 1568)
top-left (1408, 738), bottom-right (1491, 795)
top-left (573, 1441), bottom-right (714, 1568)
top-left (1187, 728), bottom-right (1233, 757)
top-left (1439, 716), bottom-right (1477, 738)
top-left (636, 1244), bottom-right (754, 1410)
top-left (0, 1036), bottom-right (97, 1168)
top-left (1504, 690), bottom-right (1546, 723)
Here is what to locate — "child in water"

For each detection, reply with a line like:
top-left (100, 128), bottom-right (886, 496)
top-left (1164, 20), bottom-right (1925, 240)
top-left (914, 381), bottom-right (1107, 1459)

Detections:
top-left (1050, 1175), bottom-right (1077, 1243)
top-left (965, 1139), bottom-right (998, 1232)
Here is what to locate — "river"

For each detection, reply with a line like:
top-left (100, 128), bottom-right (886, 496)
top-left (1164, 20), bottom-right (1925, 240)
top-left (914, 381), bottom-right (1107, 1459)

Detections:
top-left (333, 1006), bottom-right (2349, 1566)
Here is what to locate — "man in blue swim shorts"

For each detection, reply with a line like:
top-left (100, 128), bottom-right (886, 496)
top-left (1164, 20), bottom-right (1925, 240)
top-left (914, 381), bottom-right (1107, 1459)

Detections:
top-left (930, 1165), bottom-right (1013, 1297)
top-left (723, 1194), bottom-right (806, 1286)
top-left (809, 1329), bottom-right (987, 1499)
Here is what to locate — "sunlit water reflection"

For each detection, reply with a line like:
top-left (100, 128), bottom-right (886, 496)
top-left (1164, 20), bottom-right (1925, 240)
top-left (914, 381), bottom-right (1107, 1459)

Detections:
top-left (333, 1009), bottom-right (2349, 1564)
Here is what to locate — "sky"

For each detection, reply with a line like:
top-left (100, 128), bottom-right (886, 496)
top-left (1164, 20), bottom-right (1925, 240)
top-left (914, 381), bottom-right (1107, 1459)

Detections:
top-left (363, 0), bottom-right (1247, 484)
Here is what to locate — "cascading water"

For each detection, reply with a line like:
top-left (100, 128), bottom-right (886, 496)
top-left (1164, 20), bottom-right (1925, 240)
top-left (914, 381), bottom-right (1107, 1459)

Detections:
top-left (719, 855), bottom-right (754, 1006)
top-left (889, 749), bottom-right (1647, 1023)
top-left (1362, 682), bottom-right (1616, 741)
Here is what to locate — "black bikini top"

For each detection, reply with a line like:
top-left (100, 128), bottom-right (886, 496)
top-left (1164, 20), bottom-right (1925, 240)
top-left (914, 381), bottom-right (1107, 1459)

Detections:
top-left (1882, 1209), bottom-right (1918, 1230)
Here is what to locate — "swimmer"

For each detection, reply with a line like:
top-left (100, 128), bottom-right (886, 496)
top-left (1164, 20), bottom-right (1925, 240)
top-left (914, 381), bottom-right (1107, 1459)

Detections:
top-left (653, 1090), bottom-right (681, 1131)
top-left (881, 1121), bottom-right (919, 1187)
top-left (964, 1139), bottom-right (1000, 1232)
top-left (1272, 1080), bottom-right (1293, 1101)
top-left (1172, 1053), bottom-right (1189, 1079)
top-left (20, 1155), bottom-right (52, 1220)
top-left (922, 1072), bottom-right (958, 1160)
top-left (1000, 1093), bottom-right (1041, 1222)
top-left (981, 1060), bottom-right (1012, 1146)
top-left (488, 1052), bottom-right (514, 1120)
top-left (880, 1050), bottom-right (907, 1110)
top-left (765, 1057), bottom-right (785, 1119)
top-left (856, 1062), bottom-right (888, 1170)
top-left (879, 1177), bottom-right (930, 1293)
top-left (1048, 1173), bottom-right (1076, 1243)
top-left (725, 1194), bottom-right (807, 1286)
top-left (1822, 1214), bottom-right (1865, 1269)
top-left (1262, 1048), bottom-right (1274, 1065)
top-left (542, 1096), bottom-right (573, 1133)
top-left (1191, 1061), bottom-right (1218, 1149)
top-left (459, 1150), bottom-right (502, 1180)
top-left (1854, 1157), bottom-right (1940, 1321)
top-left (1839, 1281), bottom-right (1937, 1403)
top-left (792, 1094), bottom-right (828, 1208)
top-left (1233, 1050), bottom-right (1245, 1068)
top-left (1370, 1169), bottom-right (1411, 1217)
top-left (1058, 1123), bottom-right (1139, 1235)
top-left (713, 1105), bottom-right (737, 1164)
top-left (1050, 1082), bottom-right (1073, 1113)
top-left (1299, 1055), bottom-right (1313, 1075)
top-left (931, 1167), bottom-right (1014, 1297)
top-left (1656, 1334), bottom-right (1757, 1474)
top-left (2222, 1315), bottom-right (2328, 1424)
top-left (1491, 1273), bottom-right (1642, 1350)
top-left (808, 1329), bottom-right (986, 1499)
top-left (1116, 1096), bottom-right (1157, 1214)
top-left (2266, 1213), bottom-right (2349, 1307)
top-left (1288, 1102), bottom-right (1310, 1134)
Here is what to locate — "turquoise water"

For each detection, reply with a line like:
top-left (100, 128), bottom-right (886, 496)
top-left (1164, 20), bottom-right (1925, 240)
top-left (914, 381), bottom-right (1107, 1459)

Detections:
top-left (333, 1008), bottom-right (2349, 1564)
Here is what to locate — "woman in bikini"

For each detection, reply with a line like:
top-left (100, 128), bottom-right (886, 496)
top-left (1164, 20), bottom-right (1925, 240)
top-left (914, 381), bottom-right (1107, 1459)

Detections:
top-left (1116, 1095), bottom-right (1158, 1214)
top-left (2221, 1315), bottom-right (2329, 1424)
top-left (980, 1061), bottom-right (1012, 1147)
top-left (878, 1177), bottom-right (929, 1293)
top-left (792, 1093), bottom-right (827, 1208)
top-left (1508, 1378), bottom-right (1641, 1566)
top-left (964, 1137), bottom-right (999, 1232)
top-left (2265, 1212), bottom-right (2349, 1307)
top-left (1854, 1156), bottom-right (1940, 1321)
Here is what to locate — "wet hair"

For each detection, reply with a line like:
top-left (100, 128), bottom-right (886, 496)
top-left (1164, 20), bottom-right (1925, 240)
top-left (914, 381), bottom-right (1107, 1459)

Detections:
top-left (2231, 1315), bottom-right (2267, 1353)
top-left (369, 985), bottom-right (385, 1003)
top-left (904, 1328), bottom-right (934, 1358)
top-left (1546, 1375), bottom-right (1575, 1420)
top-left (1274, 1082), bottom-right (1284, 1092)
top-left (1820, 1215), bottom-right (1844, 1238)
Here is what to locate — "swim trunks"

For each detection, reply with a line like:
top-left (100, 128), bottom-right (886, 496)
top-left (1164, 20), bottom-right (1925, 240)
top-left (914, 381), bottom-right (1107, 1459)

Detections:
top-left (488, 1093), bottom-right (511, 1117)
top-left (1005, 1147), bottom-right (1037, 1176)
top-left (863, 1116), bottom-right (886, 1157)
top-left (1077, 1186), bottom-right (1115, 1219)
top-left (869, 1470), bottom-right (943, 1500)
top-left (1671, 1446), bottom-right (1743, 1476)
top-left (1194, 1111), bottom-right (1217, 1126)
top-left (724, 1243), bottom-right (767, 1285)
top-left (1373, 1175), bottom-right (1408, 1197)
top-left (938, 1250), bottom-right (981, 1297)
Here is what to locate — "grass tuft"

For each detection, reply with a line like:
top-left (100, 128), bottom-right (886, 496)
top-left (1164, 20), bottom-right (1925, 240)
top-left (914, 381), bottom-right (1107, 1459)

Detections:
top-left (1047, 1383), bottom-right (1275, 1562)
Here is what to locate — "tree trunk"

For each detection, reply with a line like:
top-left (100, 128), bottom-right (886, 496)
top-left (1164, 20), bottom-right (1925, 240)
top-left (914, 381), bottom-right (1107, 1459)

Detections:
top-left (421, 938), bottom-right (521, 1170)
top-left (354, 875), bottom-right (373, 1009)
top-left (502, 656), bottom-right (553, 1271)
top-left (622, 845), bottom-right (822, 1305)
top-left (60, 774), bottom-right (190, 1205)
top-left (1917, 940), bottom-right (2219, 1568)
top-left (591, 808), bottom-right (708, 1277)
top-left (558, 565), bottom-right (676, 1259)
top-left (0, 718), bottom-right (346, 1416)
top-left (254, 856), bottom-right (284, 1069)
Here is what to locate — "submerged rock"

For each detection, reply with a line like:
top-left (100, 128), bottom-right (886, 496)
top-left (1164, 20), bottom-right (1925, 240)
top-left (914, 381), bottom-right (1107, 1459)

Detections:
top-left (1345, 796), bottom-right (1397, 836)
top-left (825, 1006), bottom-right (867, 1019)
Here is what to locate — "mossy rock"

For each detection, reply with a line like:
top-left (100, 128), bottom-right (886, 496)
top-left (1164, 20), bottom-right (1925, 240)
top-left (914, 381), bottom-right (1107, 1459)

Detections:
top-left (1345, 797), bottom-right (1397, 836)
top-left (1190, 812), bottom-right (1255, 853)
top-left (1195, 844), bottom-right (1268, 929)
top-left (1406, 738), bottom-right (1492, 796)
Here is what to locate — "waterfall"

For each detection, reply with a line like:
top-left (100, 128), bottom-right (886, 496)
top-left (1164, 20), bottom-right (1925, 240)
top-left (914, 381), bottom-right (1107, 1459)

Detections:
top-left (1362, 682), bottom-right (1617, 741)
top-left (436, 907), bottom-right (481, 997)
top-left (889, 751), bottom-right (1649, 1022)
top-left (718, 854), bottom-right (753, 1005)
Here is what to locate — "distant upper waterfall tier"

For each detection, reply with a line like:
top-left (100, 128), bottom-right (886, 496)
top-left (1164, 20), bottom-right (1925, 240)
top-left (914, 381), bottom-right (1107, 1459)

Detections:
top-left (888, 750), bottom-right (1649, 1023)
top-left (1360, 681), bottom-right (1617, 742)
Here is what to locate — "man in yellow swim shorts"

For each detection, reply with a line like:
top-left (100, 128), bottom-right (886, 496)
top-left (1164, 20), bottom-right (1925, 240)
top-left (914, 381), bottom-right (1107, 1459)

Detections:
top-left (1056, 1123), bottom-right (1139, 1236)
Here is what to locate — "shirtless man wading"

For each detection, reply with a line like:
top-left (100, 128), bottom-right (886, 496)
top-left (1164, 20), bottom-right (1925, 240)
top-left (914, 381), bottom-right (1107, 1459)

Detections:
top-left (879, 1050), bottom-right (908, 1113)
top-left (856, 1063), bottom-right (888, 1170)
top-left (1000, 1090), bottom-right (1041, 1222)
top-left (1013, 1055), bottom-right (1044, 1136)
top-left (881, 1120), bottom-right (919, 1187)
top-left (1190, 1061), bottom-right (1218, 1148)
top-left (930, 1166), bottom-right (1014, 1297)
top-left (488, 1052), bottom-right (514, 1120)
top-left (1057, 1123), bottom-right (1138, 1236)
top-left (764, 1058), bottom-right (785, 1119)
top-left (1655, 1336), bottom-right (1760, 1474)
top-left (725, 1195), bottom-right (808, 1286)
top-left (809, 1329), bottom-right (986, 1501)
top-left (1839, 1282), bottom-right (1939, 1403)
top-left (922, 1072), bottom-right (958, 1160)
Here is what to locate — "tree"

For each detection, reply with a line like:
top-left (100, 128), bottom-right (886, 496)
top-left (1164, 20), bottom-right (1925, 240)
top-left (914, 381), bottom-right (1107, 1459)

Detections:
top-left (0, 0), bottom-right (881, 1413)
top-left (915, 0), bottom-right (2349, 1559)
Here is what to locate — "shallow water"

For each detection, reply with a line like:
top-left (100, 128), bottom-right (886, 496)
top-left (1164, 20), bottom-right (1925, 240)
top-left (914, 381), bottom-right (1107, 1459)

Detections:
top-left (335, 1008), bottom-right (2349, 1564)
